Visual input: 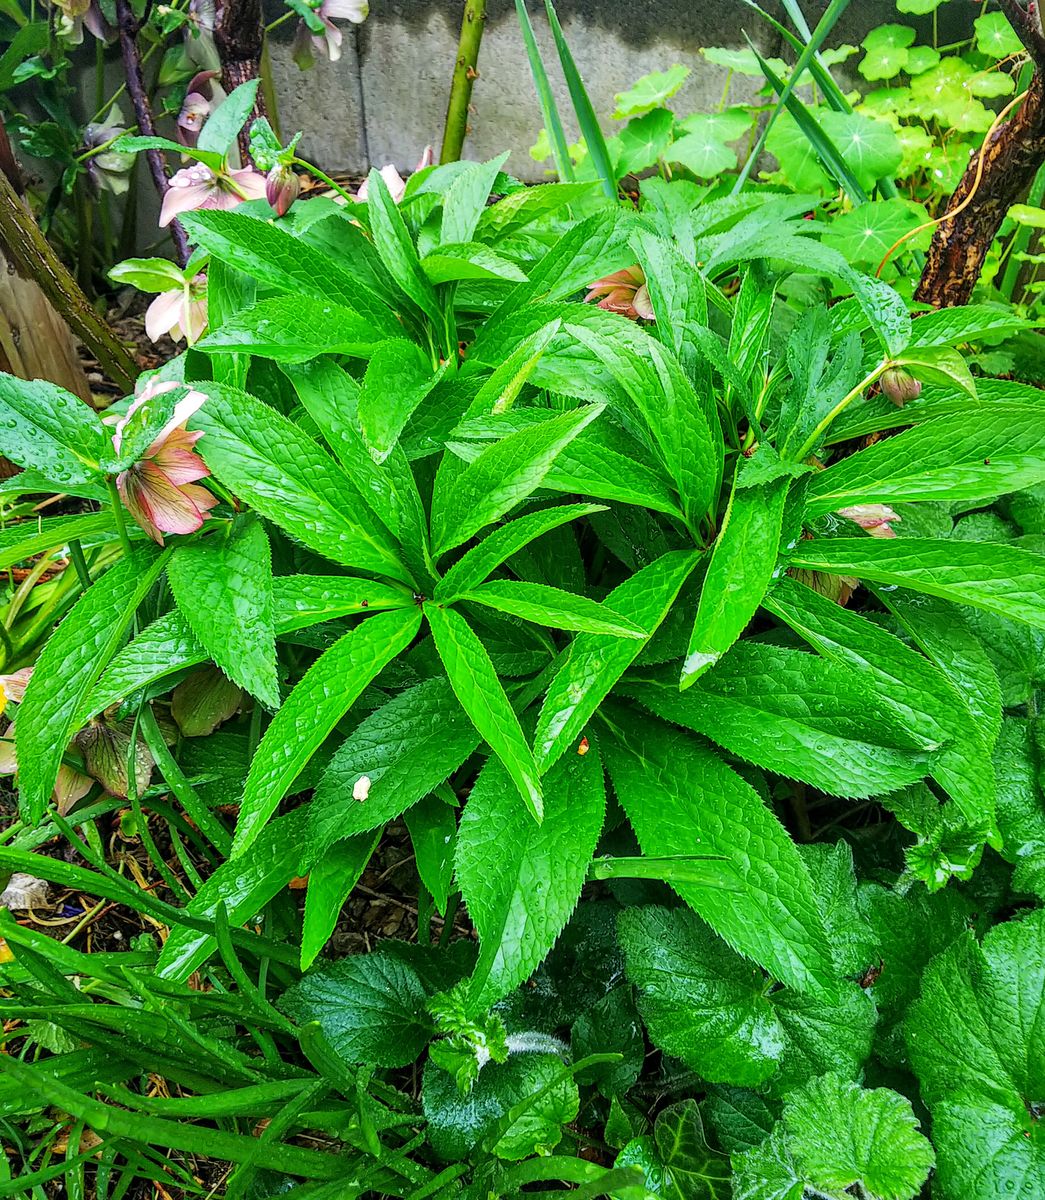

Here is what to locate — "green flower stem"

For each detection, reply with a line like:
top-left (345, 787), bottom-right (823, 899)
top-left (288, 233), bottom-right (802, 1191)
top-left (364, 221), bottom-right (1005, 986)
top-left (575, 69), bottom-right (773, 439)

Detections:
top-left (794, 360), bottom-right (890, 462)
top-left (292, 157), bottom-right (355, 204)
top-left (106, 476), bottom-right (137, 559)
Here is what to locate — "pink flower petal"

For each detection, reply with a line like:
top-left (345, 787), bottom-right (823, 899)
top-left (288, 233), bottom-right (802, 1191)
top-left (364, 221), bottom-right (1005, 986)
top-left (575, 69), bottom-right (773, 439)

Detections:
top-left (324, 0), bottom-right (368, 21)
top-left (145, 289), bottom-right (184, 342)
top-left (632, 283), bottom-right (655, 321)
top-left (228, 167), bottom-right (268, 201)
top-left (150, 444), bottom-right (210, 486)
top-left (324, 19), bottom-right (344, 61)
top-left (160, 179), bottom-right (215, 226)
top-left (0, 667), bottom-right (34, 705)
top-left (124, 462), bottom-right (210, 540)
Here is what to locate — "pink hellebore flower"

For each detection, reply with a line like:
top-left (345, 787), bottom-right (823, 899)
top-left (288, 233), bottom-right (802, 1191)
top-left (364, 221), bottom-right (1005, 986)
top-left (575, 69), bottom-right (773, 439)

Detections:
top-left (292, 0), bottom-right (369, 69)
top-left (159, 163), bottom-right (267, 227)
top-left (353, 147), bottom-right (434, 204)
top-left (838, 504), bottom-right (901, 539)
top-left (145, 274), bottom-right (208, 344)
top-left (585, 265), bottom-right (655, 321)
top-left (113, 380), bottom-right (218, 544)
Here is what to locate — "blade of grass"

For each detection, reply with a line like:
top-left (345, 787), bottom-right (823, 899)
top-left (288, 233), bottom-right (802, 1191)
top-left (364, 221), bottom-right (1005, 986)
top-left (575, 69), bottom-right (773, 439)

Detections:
top-left (543, 0), bottom-right (617, 200)
top-left (748, 37), bottom-right (868, 205)
top-left (515, 0), bottom-right (574, 182)
top-left (0, 1056), bottom-right (357, 1180)
top-left (744, 0), bottom-right (900, 199)
top-left (732, 0), bottom-right (852, 193)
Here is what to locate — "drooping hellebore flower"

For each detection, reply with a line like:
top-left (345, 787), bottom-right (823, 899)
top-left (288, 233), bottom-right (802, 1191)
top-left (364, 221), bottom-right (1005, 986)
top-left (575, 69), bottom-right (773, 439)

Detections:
top-left (880, 367), bottom-right (922, 408)
top-left (159, 163), bottom-right (267, 227)
top-left (112, 379), bottom-right (219, 544)
top-left (585, 265), bottom-right (655, 321)
top-left (145, 274), bottom-right (208, 344)
top-left (176, 70), bottom-right (222, 148)
top-left (292, 0), bottom-right (369, 70)
top-left (266, 164), bottom-right (301, 216)
top-left (82, 109), bottom-right (135, 196)
top-left (837, 504), bottom-right (901, 539)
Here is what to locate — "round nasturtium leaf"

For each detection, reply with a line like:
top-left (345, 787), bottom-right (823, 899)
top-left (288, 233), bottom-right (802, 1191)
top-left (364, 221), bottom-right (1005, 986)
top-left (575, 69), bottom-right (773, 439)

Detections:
top-left (860, 24), bottom-right (916, 81)
top-left (904, 45), bottom-right (941, 75)
top-left (974, 10), bottom-right (1024, 59)
top-left (822, 198), bottom-right (932, 271)
top-left (897, 0), bottom-right (949, 13)
top-left (613, 64), bottom-right (691, 119)
top-left (820, 109), bottom-right (904, 190)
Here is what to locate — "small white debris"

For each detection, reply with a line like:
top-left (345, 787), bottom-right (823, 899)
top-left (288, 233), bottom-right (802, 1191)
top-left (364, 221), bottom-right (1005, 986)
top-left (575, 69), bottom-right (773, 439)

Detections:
top-left (0, 873), bottom-right (50, 910)
top-left (353, 775), bottom-right (372, 802)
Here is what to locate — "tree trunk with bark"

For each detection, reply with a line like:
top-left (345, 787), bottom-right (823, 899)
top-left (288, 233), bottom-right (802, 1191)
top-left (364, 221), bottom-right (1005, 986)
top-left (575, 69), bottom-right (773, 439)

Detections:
top-left (214, 0), bottom-right (267, 160)
top-left (916, 0), bottom-right (1045, 307)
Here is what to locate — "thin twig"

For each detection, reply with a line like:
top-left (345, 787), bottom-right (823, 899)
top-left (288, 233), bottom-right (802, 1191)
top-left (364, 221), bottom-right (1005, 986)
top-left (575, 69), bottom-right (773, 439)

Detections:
top-left (115, 0), bottom-right (190, 266)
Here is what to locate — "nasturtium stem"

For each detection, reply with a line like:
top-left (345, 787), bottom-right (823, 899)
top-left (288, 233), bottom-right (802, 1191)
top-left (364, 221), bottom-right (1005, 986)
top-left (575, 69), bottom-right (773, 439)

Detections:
top-left (106, 477), bottom-right (136, 559)
top-left (793, 360), bottom-right (891, 462)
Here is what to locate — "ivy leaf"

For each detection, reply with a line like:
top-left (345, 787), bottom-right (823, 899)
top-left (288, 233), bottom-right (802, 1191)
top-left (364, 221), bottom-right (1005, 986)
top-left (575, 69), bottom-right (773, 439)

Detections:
top-left (456, 746), bottom-right (605, 1013)
top-left (653, 1101), bottom-right (731, 1199)
top-left (279, 951), bottom-right (434, 1068)
top-left (613, 65), bottom-right (691, 119)
top-left (906, 911), bottom-right (1045, 1198)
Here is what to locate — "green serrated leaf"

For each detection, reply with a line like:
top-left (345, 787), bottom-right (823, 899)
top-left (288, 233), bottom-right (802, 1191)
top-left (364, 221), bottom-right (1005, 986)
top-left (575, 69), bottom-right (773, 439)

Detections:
top-left (534, 550), bottom-right (697, 772)
top-left (681, 476), bottom-right (788, 686)
top-left (427, 603), bottom-right (542, 820)
top-left (167, 515), bottom-right (279, 709)
top-left (458, 745), bottom-right (605, 1013)
top-left (604, 713), bottom-right (833, 995)
top-left (231, 606), bottom-right (422, 857)
top-left (16, 548), bottom-right (166, 821)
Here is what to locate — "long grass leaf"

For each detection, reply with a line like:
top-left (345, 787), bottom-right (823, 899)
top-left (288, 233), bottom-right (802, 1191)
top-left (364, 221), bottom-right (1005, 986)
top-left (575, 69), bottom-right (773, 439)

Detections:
top-left (733, 0), bottom-right (851, 193)
top-left (514, 0), bottom-right (574, 182)
top-left (748, 38), bottom-right (868, 205)
top-left (543, 0), bottom-right (617, 200)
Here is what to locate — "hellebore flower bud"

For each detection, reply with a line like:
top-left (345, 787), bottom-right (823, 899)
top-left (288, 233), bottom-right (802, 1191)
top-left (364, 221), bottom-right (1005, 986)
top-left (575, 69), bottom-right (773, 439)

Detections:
top-left (881, 367), bottom-right (922, 408)
top-left (266, 164), bottom-right (300, 217)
